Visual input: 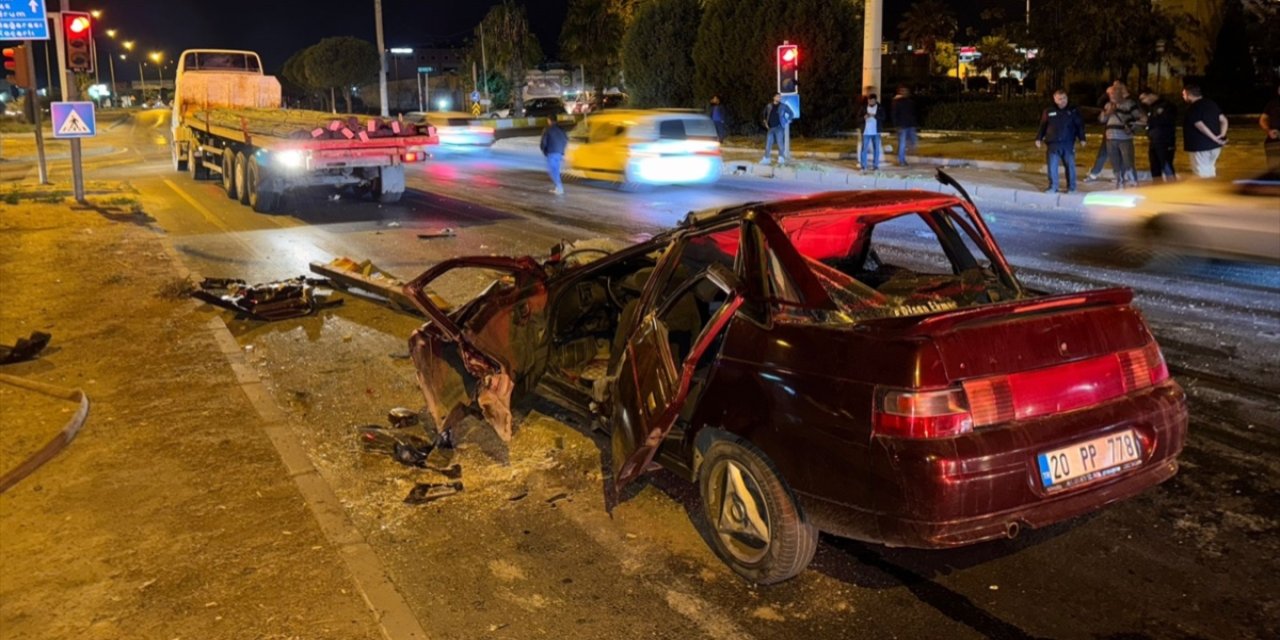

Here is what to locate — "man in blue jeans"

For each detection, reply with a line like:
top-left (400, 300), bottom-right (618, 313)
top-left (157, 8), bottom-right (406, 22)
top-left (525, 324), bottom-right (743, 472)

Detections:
top-left (1035, 90), bottom-right (1087, 193)
top-left (539, 116), bottom-right (568, 195)
top-left (857, 93), bottom-right (886, 171)
top-left (891, 87), bottom-right (919, 166)
top-left (760, 93), bottom-right (794, 164)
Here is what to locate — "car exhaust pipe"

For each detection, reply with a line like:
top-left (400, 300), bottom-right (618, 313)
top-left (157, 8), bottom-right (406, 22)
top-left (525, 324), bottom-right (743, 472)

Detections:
top-left (1005, 521), bottom-right (1021, 539)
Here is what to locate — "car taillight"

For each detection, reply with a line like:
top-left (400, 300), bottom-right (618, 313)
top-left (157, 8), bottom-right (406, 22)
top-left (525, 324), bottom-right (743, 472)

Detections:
top-left (403, 152), bottom-right (421, 163)
top-left (962, 341), bottom-right (1173, 429)
top-left (873, 386), bottom-right (973, 439)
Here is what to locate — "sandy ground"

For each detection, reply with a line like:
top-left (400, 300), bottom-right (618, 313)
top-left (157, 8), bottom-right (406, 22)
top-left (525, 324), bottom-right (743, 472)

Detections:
top-left (0, 186), bottom-right (383, 640)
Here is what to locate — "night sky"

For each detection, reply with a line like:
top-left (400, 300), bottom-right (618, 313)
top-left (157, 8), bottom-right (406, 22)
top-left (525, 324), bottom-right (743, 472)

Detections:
top-left (13, 0), bottom-right (1022, 83)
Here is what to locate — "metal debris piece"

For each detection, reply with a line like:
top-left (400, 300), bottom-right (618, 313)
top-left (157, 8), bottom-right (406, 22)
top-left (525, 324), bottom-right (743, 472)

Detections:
top-left (416, 228), bottom-right (456, 240)
top-left (309, 256), bottom-right (451, 317)
top-left (0, 331), bottom-right (52, 365)
top-left (404, 480), bottom-right (463, 505)
top-left (192, 276), bottom-right (342, 321)
top-left (387, 407), bottom-right (420, 429)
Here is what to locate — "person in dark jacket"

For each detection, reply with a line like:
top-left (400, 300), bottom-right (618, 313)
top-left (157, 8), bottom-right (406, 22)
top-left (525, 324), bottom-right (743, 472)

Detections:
top-left (1035, 89), bottom-right (1087, 193)
top-left (709, 94), bottom-right (727, 144)
top-left (891, 86), bottom-right (919, 166)
top-left (856, 93), bottom-right (887, 171)
top-left (1140, 88), bottom-right (1177, 182)
top-left (539, 117), bottom-right (568, 195)
top-left (760, 93), bottom-right (795, 164)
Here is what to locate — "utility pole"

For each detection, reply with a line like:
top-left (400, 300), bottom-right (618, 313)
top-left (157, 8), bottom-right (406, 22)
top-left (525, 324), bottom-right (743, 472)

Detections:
top-left (480, 24), bottom-right (490, 101)
top-left (374, 0), bottom-right (389, 117)
top-left (862, 0), bottom-right (883, 97)
top-left (24, 40), bottom-right (49, 184)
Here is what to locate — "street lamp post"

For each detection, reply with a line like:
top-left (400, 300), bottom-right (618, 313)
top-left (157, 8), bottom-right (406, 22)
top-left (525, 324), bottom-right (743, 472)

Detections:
top-left (374, 0), bottom-right (389, 117)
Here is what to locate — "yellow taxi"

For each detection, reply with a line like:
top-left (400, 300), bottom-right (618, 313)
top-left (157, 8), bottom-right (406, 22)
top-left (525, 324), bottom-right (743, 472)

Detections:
top-left (564, 110), bottom-right (722, 187)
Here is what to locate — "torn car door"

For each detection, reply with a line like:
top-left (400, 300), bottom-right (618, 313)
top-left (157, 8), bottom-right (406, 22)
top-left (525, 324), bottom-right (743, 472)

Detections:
top-left (404, 256), bottom-right (549, 441)
top-left (611, 262), bottom-right (745, 491)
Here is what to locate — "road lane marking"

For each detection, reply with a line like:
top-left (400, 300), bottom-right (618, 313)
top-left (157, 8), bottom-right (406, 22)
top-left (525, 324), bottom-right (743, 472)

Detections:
top-left (162, 178), bottom-right (267, 259)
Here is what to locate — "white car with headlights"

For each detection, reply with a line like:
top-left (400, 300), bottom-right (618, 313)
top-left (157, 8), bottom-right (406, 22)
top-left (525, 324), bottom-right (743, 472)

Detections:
top-left (1083, 172), bottom-right (1280, 265)
top-left (564, 110), bottom-right (722, 188)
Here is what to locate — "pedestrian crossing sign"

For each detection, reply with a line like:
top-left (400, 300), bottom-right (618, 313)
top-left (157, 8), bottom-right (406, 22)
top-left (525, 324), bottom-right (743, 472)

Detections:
top-left (51, 102), bottom-right (97, 139)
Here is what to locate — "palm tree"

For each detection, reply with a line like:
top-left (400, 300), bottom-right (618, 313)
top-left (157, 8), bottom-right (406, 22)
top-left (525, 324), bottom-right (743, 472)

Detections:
top-left (898, 0), bottom-right (958, 56)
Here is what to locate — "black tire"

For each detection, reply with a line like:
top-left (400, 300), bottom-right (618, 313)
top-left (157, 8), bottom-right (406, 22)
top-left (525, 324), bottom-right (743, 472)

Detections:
top-left (697, 435), bottom-right (817, 585)
top-left (234, 151), bottom-right (250, 205)
top-left (1123, 216), bottom-right (1192, 270)
top-left (221, 149), bottom-right (237, 198)
top-left (171, 143), bottom-right (188, 172)
top-left (247, 157), bottom-right (281, 213)
top-left (188, 145), bottom-right (210, 180)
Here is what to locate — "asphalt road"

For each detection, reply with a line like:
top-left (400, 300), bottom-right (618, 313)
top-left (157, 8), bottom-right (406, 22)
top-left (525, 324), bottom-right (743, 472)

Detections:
top-left (7, 108), bottom-right (1277, 639)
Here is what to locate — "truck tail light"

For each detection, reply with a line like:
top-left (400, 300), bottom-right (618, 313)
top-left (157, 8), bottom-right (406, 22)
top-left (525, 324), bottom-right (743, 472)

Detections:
top-left (873, 386), bottom-right (973, 439)
top-left (403, 152), bottom-right (422, 163)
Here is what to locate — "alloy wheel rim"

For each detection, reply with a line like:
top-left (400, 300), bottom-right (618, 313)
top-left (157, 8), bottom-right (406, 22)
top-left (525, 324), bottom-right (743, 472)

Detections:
top-left (708, 459), bottom-right (771, 564)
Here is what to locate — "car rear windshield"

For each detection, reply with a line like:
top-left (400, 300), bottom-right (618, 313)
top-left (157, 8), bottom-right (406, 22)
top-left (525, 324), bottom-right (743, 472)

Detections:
top-left (658, 118), bottom-right (718, 141)
top-left (770, 207), bottom-right (1018, 319)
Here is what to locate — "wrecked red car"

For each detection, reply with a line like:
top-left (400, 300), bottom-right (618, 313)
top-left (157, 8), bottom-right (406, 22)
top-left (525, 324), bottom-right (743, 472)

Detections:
top-left (403, 174), bottom-right (1188, 584)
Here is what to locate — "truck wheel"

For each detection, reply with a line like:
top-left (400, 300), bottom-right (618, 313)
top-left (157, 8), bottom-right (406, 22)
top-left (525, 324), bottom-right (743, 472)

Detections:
top-left (248, 158), bottom-right (281, 213)
top-left (697, 435), bottom-right (817, 585)
top-left (188, 146), bottom-right (210, 180)
top-left (234, 152), bottom-right (251, 205)
top-left (221, 149), bottom-right (238, 198)
top-left (172, 143), bottom-right (188, 172)
top-left (373, 165), bottom-right (406, 204)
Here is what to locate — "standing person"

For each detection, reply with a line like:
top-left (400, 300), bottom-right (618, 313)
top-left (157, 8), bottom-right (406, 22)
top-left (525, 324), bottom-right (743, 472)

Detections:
top-left (1260, 85), bottom-right (1280, 170)
top-left (539, 116), bottom-right (568, 195)
top-left (1035, 89), bottom-right (1087, 193)
top-left (1140, 88), bottom-right (1178, 182)
top-left (1182, 82), bottom-right (1229, 178)
top-left (709, 94), bottom-right (727, 144)
top-left (891, 86), bottom-right (919, 167)
top-left (857, 93), bottom-right (886, 171)
top-left (760, 93), bottom-right (794, 164)
top-left (1100, 84), bottom-right (1144, 188)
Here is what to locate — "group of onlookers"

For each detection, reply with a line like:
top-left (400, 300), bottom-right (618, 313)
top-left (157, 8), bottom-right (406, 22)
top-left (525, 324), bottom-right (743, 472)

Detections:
top-left (1037, 82), bottom-right (1280, 192)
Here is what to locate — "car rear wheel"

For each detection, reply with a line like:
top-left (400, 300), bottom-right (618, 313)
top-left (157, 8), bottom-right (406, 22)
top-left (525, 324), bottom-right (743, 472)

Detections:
top-left (698, 436), bottom-right (817, 585)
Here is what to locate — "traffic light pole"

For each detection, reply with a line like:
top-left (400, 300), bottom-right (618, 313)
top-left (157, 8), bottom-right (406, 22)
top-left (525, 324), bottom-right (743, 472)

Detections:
top-left (23, 40), bottom-right (50, 185)
top-left (52, 7), bottom-right (87, 203)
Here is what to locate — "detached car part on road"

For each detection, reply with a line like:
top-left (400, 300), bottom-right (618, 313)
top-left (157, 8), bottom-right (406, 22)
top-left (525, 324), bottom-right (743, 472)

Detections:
top-left (402, 173), bottom-right (1188, 584)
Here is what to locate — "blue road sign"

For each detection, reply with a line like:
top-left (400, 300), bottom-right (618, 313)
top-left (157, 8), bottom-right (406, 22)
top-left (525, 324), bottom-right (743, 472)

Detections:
top-left (781, 93), bottom-right (800, 121)
top-left (51, 101), bottom-right (96, 139)
top-left (470, 90), bottom-right (481, 103)
top-left (0, 0), bottom-right (50, 40)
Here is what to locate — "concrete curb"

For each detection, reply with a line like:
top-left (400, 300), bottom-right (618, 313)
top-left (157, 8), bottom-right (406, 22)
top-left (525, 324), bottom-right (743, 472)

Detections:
top-left (723, 159), bottom-right (1087, 212)
top-left (723, 145), bottom-right (1023, 171)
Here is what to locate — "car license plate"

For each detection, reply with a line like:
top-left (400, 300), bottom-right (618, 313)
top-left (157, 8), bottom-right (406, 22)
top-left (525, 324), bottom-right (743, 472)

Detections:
top-left (1037, 430), bottom-right (1143, 491)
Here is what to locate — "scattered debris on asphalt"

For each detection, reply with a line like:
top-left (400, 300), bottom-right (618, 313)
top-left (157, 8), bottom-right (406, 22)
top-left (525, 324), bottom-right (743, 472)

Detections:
top-left (387, 407), bottom-right (419, 429)
top-left (192, 276), bottom-right (342, 321)
top-left (0, 331), bottom-right (52, 365)
top-left (404, 481), bottom-right (463, 505)
top-left (546, 492), bottom-right (570, 506)
top-left (508, 491), bottom-right (529, 502)
top-left (309, 256), bottom-right (451, 317)
top-left (416, 228), bottom-right (456, 240)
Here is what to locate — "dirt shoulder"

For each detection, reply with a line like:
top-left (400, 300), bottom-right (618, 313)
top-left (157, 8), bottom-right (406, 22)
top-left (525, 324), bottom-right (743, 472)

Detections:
top-left (0, 186), bottom-right (383, 640)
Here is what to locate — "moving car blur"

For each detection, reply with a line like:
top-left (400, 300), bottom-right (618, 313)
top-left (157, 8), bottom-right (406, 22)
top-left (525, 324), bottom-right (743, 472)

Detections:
top-left (405, 111), bottom-right (495, 149)
top-left (564, 110), bottom-right (722, 187)
top-left (1083, 172), bottom-right (1280, 266)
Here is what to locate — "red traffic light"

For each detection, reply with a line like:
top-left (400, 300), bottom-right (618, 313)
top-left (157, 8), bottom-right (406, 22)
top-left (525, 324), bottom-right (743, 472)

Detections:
top-left (781, 47), bottom-right (798, 64)
top-left (62, 12), bottom-right (95, 74)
